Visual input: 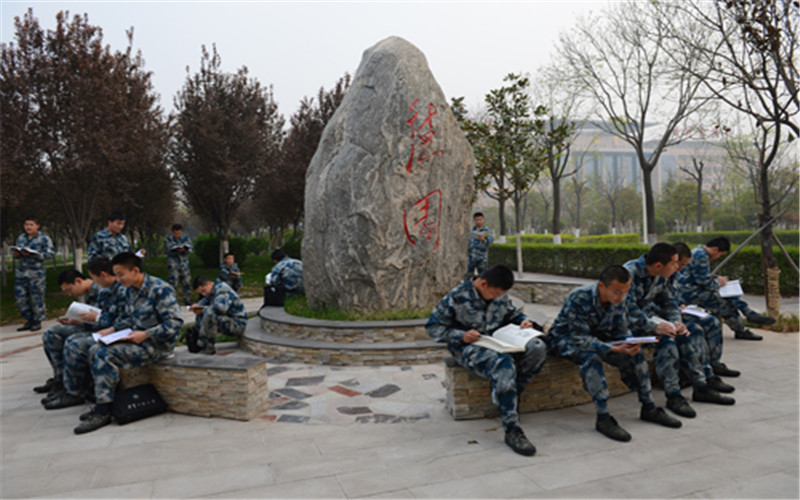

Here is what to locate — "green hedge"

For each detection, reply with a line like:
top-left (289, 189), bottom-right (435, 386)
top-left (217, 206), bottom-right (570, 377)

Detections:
top-left (512, 233), bottom-right (640, 245)
top-left (490, 242), bottom-right (799, 296)
top-left (664, 230), bottom-right (799, 247)
top-left (193, 234), bottom-right (248, 268)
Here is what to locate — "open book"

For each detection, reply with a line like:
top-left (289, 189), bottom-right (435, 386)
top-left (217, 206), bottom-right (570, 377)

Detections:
top-left (473, 323), bottom-right (544, 353)
top-left (608, 336), bottom-right (659, 346)
top-left (92, 328), bottom-right (132, 345)
top-left (719, 279), bottom-right (744, 298)
top-left (681, 305), bottom-right (710, 318)
top-left (62, 302), bottom-right (102, 322)
top-left (11, 246), bottom-right (40, 256)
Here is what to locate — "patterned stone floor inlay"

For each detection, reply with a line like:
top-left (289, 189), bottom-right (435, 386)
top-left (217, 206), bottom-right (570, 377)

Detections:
top-left (262, 362), bottom-right (447, 424)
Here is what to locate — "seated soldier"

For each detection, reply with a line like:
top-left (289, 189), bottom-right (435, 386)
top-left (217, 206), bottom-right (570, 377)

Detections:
top-left (546, 265), bottom-right (681, 442)
top-left (36, 269), bottom-right (103, 400)
top-left (186, 275), bottom-right (248, 355)
top-left (426, 265), bottom-right (547, 456)
top-left (265, 249), bottom-right (304, 296)
top-left (678, 236), bottom-right (774, 341)
top-left (218, 252), bottom-right (242, 292)
top-left (46, 252), bottom-right (183, 435)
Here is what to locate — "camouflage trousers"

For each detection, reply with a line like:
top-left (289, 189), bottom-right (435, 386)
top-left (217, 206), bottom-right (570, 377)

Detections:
top-left (63, 334), bottom-right (98, 398)
top-left (465, 256), bottom-right (489, 281)
top-left (549, 336), bottom-right (654, 416)
top-left (683, 314), bottom-right (723, 374)
top-left (42, 324), bottom-right (89, 380)
top-left (196, 313), bottom-right (247, 350)
top-left (15, 275), bottom-right (46, 324)
top-left (688, 290), bottom-right (754, 335)
top-left (649, 329), bottom-right (708, 397)
top-left (167, 257), bottom-right (192, 302)
top-left (448, 338), bottom-right (547, 431)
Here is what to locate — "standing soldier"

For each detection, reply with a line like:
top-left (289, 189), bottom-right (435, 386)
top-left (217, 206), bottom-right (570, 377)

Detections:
top-left (87, 212), bottom-right (131, 261)
top-left (12, 218), bottom-right (55, 332)
top-left (465, 212), bottom-right (494, 281)
top-left (165, 223), bottom-right (193, 304)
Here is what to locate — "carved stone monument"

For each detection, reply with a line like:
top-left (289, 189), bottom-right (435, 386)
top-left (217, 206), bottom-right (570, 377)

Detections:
top-left (303, 36), bottom-right (474, 314)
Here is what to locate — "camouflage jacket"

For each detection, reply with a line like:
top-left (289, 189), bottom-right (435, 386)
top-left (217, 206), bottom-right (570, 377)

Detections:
top-left (197, 280), bottom-right (248, 327)
top-left (165, 234), bottom-right (192, 262)
top-left (14, 232), bottom-right (55, 277)
top-left (88, 228), bottom-right (130, 261)
top-left (113, 273), bottom-right (184, 354)
top-left (468, 225), bottom-right (494, 261)
top-left (267, 257), bottom-right (304, 294)
top-left (623, 255), bottom-right (681, 334)
top-left (676, 246), bottom-right (719, 303)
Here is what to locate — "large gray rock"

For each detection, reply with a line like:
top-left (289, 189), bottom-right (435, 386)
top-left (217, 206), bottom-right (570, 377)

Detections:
top-left (303, 36), bottom-right (474, 314)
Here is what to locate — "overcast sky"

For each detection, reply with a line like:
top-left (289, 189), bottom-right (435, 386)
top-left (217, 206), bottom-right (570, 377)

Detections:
top-left (1, 1), bottom-right (608, 118)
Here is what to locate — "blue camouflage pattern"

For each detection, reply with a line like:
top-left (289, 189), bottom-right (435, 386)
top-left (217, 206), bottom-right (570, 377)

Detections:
top-left (218, 262), bottom-right (242, 292)
top-left (41, 281), bottom-right (104, 380)
top-left (466, 225), bottom-right (494, 279)
top-left (194, 280), bottom-right (248, 350)
top-left (87, 228), bottom-right (130, 261)
top-left (13, 231), bottom-right (55, 324)
top-left (268, 257), bottom-right (304, 295)
top-left (426, 279), bottom-right (546, 431)
top-left (165, 233), bottom-right (193, 301)
top-left (546, 283), bottom-right (655, 415)
top-left (677, 246), bottom-right (754, 334)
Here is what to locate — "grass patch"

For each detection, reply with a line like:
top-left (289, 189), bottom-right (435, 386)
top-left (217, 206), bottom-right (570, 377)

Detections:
top-left (746, 313), bottom-right (799, 333)
top-left (284, 295), bottom-right (432, 322)
top-left (0, 255), bottom-right (271, 326)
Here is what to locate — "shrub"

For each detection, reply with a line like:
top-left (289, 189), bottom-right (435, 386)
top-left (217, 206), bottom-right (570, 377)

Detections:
top-left (246, 235), bottom-right (269, 256)
top-left (714, 214), bottom-right (747, 231)
top-left (664, 230), bottom-right (799, 247)
top-left (193, 234), bottom-right (248, 268)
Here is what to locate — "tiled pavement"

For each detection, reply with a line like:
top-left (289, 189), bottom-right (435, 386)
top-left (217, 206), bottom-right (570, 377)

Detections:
top-left (1, 292), bottom-right (798, 498)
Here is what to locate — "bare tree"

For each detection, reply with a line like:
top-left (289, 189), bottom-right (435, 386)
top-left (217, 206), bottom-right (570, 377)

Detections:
top-left (680, 158), bottom-right (707, 232)
top-left (556, 0), bottom-right (714, 243)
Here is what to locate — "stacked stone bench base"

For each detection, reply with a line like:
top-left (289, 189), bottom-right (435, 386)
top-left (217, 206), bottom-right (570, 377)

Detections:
top-left (444, 355), bottom-right (634, 420)
top-left (120, 348), bottom-right (269, 421)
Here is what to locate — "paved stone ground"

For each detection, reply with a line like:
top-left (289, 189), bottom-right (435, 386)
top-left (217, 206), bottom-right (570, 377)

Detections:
top-left (1, 292), bottom-right (798, 498)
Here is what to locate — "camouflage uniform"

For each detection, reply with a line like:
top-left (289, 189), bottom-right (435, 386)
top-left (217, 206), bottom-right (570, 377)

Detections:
top-left (466, 225), bottom-right (494, 280)
top-left (681, 313), bottom-right (721, 381)
top-left (41, 281), bottom-right (103, 382)
top-left (677, 246), bottom-right (754, 335)
top-left (623, 256), bottom-right (688, 398)
top-left (62, 280), bottom-right (129, 398)
top-left (63, 274), bottom-right (183, 404)
top-left (165, 233), bottom-right (193, 302)
top-left (13, 231), bottom-right (55, 325)
top-left (426, 279), bottom-right (547, 431)
top-left (194, 280), bottom-right (248, 351)
top-left (218, 261), bottom-right (242, 292)
top-left (546, 283), bottom-right (656, 416)
top-left (267, 257), bottom-right (304, 295)
top-left (87, 228), bottom-right (130, 261)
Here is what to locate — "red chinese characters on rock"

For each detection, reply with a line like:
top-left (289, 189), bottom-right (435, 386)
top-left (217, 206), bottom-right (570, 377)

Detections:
top-left (405, 98), bottom-right (444, 174)
top-left (403, 190), bottom-right (442, 251)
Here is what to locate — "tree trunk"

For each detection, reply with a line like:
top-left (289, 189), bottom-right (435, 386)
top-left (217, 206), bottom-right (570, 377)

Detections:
top-left (514, 197), bottom-right (523, 276)
top-left (219, 229), bottom-right (230, 263)
top-left (696, 169), bottom-right (703, 232)
top-left (642, 167), bottom-right (656, 244)
top-left (552, 176), bottom-right (561, 244)
top-left (1, 247), bottom-right (6, 287)
top-left (498, 198), bottom-right (507, 236)
top-left (73, 243), bottom-right (83, 272)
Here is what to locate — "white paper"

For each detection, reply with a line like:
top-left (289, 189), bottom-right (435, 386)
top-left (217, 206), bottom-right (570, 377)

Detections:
top-left (63, 302), bottom-right (102, 321)
top-left (682, 305), bottom-right (710, 318)
top-left (92, 328), bottom-right (132, 345)
top-left (135, 249), bottom-right (146, 258)
top-left (719, 279), bottom-right (743, 298)
top-left (473, 324), bottom-right (543, 353)
top-left (11, 246), bottom-right (40, 256)
top-left (608, 336), bottom-right (659, 346)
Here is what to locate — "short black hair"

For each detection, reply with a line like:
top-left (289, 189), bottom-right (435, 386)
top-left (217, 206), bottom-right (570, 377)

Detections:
top-left (599, 265), bottom-right (630, 286)
top-left (706, 236), bottom-right (731, 253)
top-left (193, 275), bottom-right (211, 289)
top-left (171, 223), bottom-right (183, 231)
top-left (87, 257), bottom-right (113, 276)
top-left (271, 249), bottom-right (286, 261)
top-left (223, 252), bottom-right (235, 259)
top-left (111, 252), bottom-right (141, 271)
top-left (645, 242), bottom-right (677, 266)
top-left (473, 212), bottom-right (484, 218)
top-left (480, 265), bottom-right (514, 290)
top-left (107, 211), bottom-right (125, 222)
top-left (673, 242), bottom-right (691, 260)
top-left (24, 217), bottom-right (40, 225)
top-left (58, 269), bottom-right (85, 285)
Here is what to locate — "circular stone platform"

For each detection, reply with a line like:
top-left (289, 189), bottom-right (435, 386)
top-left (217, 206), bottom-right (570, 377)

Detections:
top-left (241, 306), bottom-right (446, 366)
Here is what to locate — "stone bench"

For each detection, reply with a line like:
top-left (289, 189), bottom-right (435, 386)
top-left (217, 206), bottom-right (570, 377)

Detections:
top-left (444, 354), bottom-right (635, 420)
top-left (120, 345), bottom-right (269, 421)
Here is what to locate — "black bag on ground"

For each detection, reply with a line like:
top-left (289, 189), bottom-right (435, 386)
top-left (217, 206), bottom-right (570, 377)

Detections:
top-left (264, 285), bottom-right (285, 306)
top-left (112, 383), bottom-right (168, 425)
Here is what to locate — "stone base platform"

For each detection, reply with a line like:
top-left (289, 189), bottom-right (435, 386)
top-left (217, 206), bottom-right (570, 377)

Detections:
top-left (444, 355), bottom-right (633, 420)
top-left (120, 344), bottom-right (269, 421)
top-left (509, 274), bottom-right (593, 306)
top-left (243, 306), bottom-right (446, 366)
